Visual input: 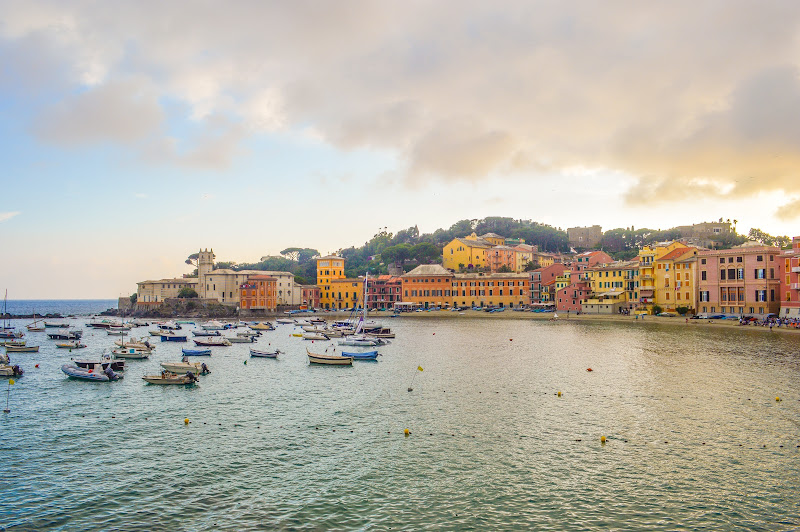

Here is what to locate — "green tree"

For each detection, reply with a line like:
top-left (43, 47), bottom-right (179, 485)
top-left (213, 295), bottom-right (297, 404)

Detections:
top-left (676, 306), bottom-right (690, 316)
top-left (652, 304), bottom-right (663, 315)
top-left (280, 247), bottom-right (303, 261)
top-left (129, 293), bottom-right (138, 305)
top-left (297, 248), bottom-right (320, 264)
top-left (497, 265), bottom-right (512, 273)
top-left (214, 261), bottom-right (236, 270)
top-left (178, 287), bottom-right (199, 298)
top-left (523, 261), bottom-right (540, 272)
top-left (411, 242), bottom-right (440, 263)
top-left (748, 228), bottom-right (791, 248)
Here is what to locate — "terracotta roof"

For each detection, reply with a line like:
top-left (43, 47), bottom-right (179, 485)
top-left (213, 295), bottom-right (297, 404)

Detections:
top-left (402, 264), bottom-right (453, 277)
top-left (658, 247), bottom-right (692, 261)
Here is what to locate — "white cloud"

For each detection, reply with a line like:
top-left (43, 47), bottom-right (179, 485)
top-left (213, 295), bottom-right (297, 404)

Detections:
top-left (0, 212), bottom-right (20, 223)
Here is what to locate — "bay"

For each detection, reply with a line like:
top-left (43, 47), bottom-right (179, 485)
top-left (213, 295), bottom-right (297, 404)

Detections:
top-left (1, 316), bottom-right (798, 531)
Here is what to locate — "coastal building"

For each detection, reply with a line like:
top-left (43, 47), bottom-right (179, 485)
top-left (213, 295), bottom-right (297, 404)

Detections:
top-left (316, 255), bottom-right (346, 309)
top-left (366, 275), bottom-right (402, 310)
top-left (513, 244), bottom-right (536, 272)
top-left (136, 278), bottom-right (198, 305)
top-left (451, 272), bottom-right (529, 308)
top-left (696, 243), bottom-right (782, 317)
top-left (299, 285), bottom-right (321, 310)
top-left (401, 264), bottom-right (454, 309)
top-left (637, 242), bottom-right (688, 313)
top-left (486, 245), bottom-right (518, 272)
top-left (780, 237), bottom-right (800, 317)
top-left (480, 232), bottom-right (506, 246)
top-left (583, 260), bottom-right (640, 314)
top-left (571, 250), bottom-right (614, 272)
top-left (530, 264), bottom-right (570, 304)
top-left (442, 234), bottom-right (493, 271)
top-left (556, 274), bottom-right (591, 313)
top-left (568, 225), bottom-right (603, 248)
top-left (535, 252), bottom-right (557, 268)
top-left (239, 275), bottom-right (277, 312)
top-left (654, 246), bottom-right (698, 313)
top-left (328, 278), bottom-right (364, 309)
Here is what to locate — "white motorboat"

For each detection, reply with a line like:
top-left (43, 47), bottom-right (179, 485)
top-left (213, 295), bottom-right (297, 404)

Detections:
top-left (160, 361), bottom-right (209, 375)
top-left (200, 320), bottom-right (226, 330)
top-left (111, 347), bottom-right (151, 359)
top-left (227, 336), bottom-right (255, 343)
top-left (303, 333), bottom-right (329, 341)
top-left (306, 348), bottom-right (353, 366)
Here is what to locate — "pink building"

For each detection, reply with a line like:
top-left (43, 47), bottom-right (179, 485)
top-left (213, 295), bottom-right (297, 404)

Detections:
top-left (487, 245), bottom-right (518, 272)
top-left (366, 275), bottom-right (402, 309)
top-left (556, 280), bottom-right (591, 312)
top-left (779, 236), bottom-right (800, 318)
top-left (697, 244), bottom-right (782, 317)
top-left (570, 250), bottom-right (614, 272)
top-left (531, 263), bottom-right (568, 303)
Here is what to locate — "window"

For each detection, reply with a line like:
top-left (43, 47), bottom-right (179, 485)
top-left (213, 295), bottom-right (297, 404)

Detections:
top-left (720, 270), bottom-right (726, 280)
top-left (701, 271), bottom-right (707, 281)
top-left (757, 255), bottom-right (763, 262)
top-left (736, 256), bottom-right (743, 263)
top-left (719, 258), bottom-right (725, 264)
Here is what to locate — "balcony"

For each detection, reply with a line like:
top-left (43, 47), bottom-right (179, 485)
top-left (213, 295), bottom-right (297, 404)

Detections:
top-left (791, 283), bottom-right (800, 290)
top-left (792, 266), bottom-right (800, 273)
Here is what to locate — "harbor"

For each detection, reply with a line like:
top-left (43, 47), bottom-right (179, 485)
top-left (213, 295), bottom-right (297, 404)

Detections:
top-left (2, 315), bottom-right (798, 530)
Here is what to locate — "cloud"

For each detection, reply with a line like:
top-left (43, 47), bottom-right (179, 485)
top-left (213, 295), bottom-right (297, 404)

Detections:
top-left (0, 212), bottom-right (20, 222)
top-left (5, 0), bottom-right (800, 212)
top-left (33, 78), bottom-right (163, 144)
top-left (776, 198), bottom-right (800, 221)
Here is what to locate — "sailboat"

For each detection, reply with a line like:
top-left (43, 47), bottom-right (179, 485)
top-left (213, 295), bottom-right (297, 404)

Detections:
top-left (26, 312), bottom-right (45, 332)
top-left (0, 290), bottom-right (23, 339)
top-left (337, 273), bottom-right (388, 347)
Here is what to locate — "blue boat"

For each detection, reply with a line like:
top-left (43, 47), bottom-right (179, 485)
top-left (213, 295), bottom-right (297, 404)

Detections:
top-left (182, 348), bottom-right (211, 356)
top-left (341, 350), bottom-right (379, 360)
top-left (161, 335), bottom-right (188, 342)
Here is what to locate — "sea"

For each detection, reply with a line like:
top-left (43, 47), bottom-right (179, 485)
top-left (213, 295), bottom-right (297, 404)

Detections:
top-left (1, 315), bottom-right (799, 530)
top-left (0, 300), bottom-right (118, 317)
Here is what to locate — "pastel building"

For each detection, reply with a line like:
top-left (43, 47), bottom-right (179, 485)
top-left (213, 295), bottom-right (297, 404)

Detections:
top-left (696, 243), bottom-right (782, 317)
top-left (451, 272), bottom-right (529, 308)
top-left (780, 237), bottom-right (800, 317)
top-left (486, 245), bottom-right (518, 272)
top-left (366, 275), bottom-right (403, 310)
top-left (442, 235), bottom-right (492, 271)
top-left (317, 255), bottom-right (345, 309)
top-left (401, 264), bottom-right (455, 309)
top-left (582, 260), bottom-right (640, 314)
top-left (638, 242), bottom-right (688, 313)
top-left (239, 275), bottom-right (277, 312)
top-left (299, 285), bottom-right (321, 310)
top-left (654, 246), bottom-right (698, 313)
top-left (136, 278), bottom-right (198, 305)
top-left (531, 264), bottom-right (570, 304)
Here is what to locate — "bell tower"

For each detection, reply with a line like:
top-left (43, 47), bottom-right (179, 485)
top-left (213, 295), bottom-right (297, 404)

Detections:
top-left (197, 248), bottom-right (215, 297)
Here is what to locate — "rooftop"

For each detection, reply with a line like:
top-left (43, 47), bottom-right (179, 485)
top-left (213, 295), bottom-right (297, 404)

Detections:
top-left (402, 264), bottom-right (453, 277)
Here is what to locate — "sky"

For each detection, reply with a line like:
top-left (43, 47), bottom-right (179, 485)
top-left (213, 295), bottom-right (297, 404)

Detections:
top-left (2, 1), bottom-right (800, 298)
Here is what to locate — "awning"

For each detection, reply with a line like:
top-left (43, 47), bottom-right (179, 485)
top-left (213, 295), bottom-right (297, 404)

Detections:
top-left (600, 291), bottom-right (624, 297)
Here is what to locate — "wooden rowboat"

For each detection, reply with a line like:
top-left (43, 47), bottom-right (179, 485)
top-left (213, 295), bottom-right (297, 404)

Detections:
top-left (142, 371), bottom-right (198, 385)
top-left (306, 348), bottom-right (353, 366)
top-left (5, 345), bottom-right (40, 352)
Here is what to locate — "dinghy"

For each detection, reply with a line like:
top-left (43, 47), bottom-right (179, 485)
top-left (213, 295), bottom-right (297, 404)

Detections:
top-left (250, 348), bottom-right (281, 358)
top-left (61, 363), bottom-right (122, 382)
top-left (306, 348), bottom-right (353, 366)
top-left (142, 371), bottom-right (199, 385)
top-left (181, 347), bottom-right (211, 356)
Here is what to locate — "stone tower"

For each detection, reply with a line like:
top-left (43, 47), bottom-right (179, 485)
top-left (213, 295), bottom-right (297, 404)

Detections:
top-left (197, 248), bottom-right (215, 298)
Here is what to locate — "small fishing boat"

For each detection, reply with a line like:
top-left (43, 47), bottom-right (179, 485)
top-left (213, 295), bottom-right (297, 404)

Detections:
top-left (192, 330), bottom-right (221, 337)
top-left (73, 357), bottom-right (125, 372)
top-left (130, 318), bottom-right (150, 327)
top-left (303, 333), bottom-right (329, 341)
top-left (61, 363), bottom-right (122, 382)
top-left (341, 350), bottom-right (380, 360)
top-left (86, 319), bottom-right (119, 329)
top-left (44, 322), bottom-right (70, 328)
top-left (250, 348), bottom-right (281, 358)
top-left (26, 313), bottom-right (45, 332)
top-left (306, 348), bottom-right (353, 366)
top-left (0, 330), bottom-right (23, 339)
top-left (142, 371), bottom-right (199, 385)
top-left (161, 361), bottom-right (209, 375)
top-left (175, 320), bottom-right (195, 325)
top-left (157, 322), bottom-right (182, 331)
top-left (236, 331), bottom-right (260, 337)
top-left (115, 338), bottom-right (154, 350)
top-left (5, 345), bottom-right (39, 353)
top-left (200, 320), bottom-right (226, 330)
top-left (291, 333), bottom-right (303, 337)
top-left (227, 336), bottom-right (255, 343)
top-left (276, 319), bottom-right (295, 325)
top-left (250, 322), bottom-right (274, 331)
top-left (56, 341), bottom-right (86, 349)
top-left (47, 330), bottom-right (82, 340)
top-left (338, 337), bottom-right (379, 347)
top-left (0, 364), bottom-right (23, 377)
top-left (111, 347), bottom-right (151, 359)
top-left (148, 330), bottom-right (163, 336)
top-left (193, 338), bottom-right (231, 347)
top-left (0, 340), bottom-right (26, 347)
top-left (181, 348), bottom-right (212, 356)
top-left (160, 334), bottom-right (188, 342)
top-left (107, 329), bottom-right (129, 336)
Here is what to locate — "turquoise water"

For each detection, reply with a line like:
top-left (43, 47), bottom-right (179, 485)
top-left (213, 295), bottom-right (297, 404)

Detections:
top-left (2, 316), bottom-right (799, 530)
top-left (1, 300), bottom-right (117, 316)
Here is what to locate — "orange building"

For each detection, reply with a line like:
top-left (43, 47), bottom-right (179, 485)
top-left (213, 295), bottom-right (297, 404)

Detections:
top-left (401, 264), bottom-right (455, 309)
top-left (452, 272), bottom-right (530, 308)
top-left (239, 275), bottom-right (277, 311)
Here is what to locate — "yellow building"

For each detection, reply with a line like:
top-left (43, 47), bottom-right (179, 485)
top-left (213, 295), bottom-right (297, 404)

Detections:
top-left (442, 235), bottom-right (493, 271)
top-left (317, 255), bottom-right (345, 309)
top-left (638, 242), bottom-right (687, 313)
top-left (536, 253), bottom-right (556, 267)
top-left (478, 232), bottom-right (506, 246)
top-left (654, 246), bottom-right (698, 313)
top-left (584, 260), bottom-right (640, 313)
top-left (513, 244), bottom-right (534, 272)
top-left (451, 272), bottom-right (529, 308)
top-left (329, 278), bottom-right (365, 309)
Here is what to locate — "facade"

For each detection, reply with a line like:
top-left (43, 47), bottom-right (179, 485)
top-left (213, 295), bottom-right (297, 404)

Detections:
top-left (239, 275), bottom-right (277, 311)
top-left (637, 242), bottom-right (687, 313)
top-left (585, 260), bottom-right (640, 313)
top-left (696, 243), bottom-right (782, 317)
top-left (531, 264), bottom-right (570, 304)
top-left (328, 278), bottom-right (364, 309)
top-left (401, 264), bottom-right (455, 308)
top-left (442, 235), bottom-right (493, 271)
top-left (316, 255), bottom-right (346, 309)
top-left (513, 244), bottom-right (536, 272)
top-left (568, 225), bottom-right (602, 248)
top-left (451, 272), bottom-right (529, 308)
top-left (536, 252), bottom-right (557, 268)
top-left (571, 250), bottom-right (614, 272)
top-left (653, 246), bottom-right (698, 313)
top-left (480, 232), bottom-right (506, 246)
top-left (486, 245), bottom-right (518, 272)
top-left (556, 277), bottom-right (591, 312)
top-left (366, 275), bottom-right (402, 310)
top-left (299, 285), bottom-right (321, 310)
top-left (780, 237), bottom-right (800, 317)
top-left (136, 278), bottom-right (198, 304)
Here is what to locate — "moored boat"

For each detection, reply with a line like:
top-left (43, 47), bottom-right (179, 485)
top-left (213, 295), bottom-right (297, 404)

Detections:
top-left (160, 334), bottom-right (188, 342)
top-left (306, 348), bottom-right (353, 365)
top-left (56, 341), bottom-right (86, 349)
top-left (5, 345), bottom-right (39, 353)
top-left (61, 363), bottom-right (122, 382)
top-left (193, 338), bottom-right (231, 347)
top-left (181, 348), bottom-right (212, 356)
top-left (192, 330), bottom-right (221, 337)
top-left (249, 348), bottom-right (280, 358)
top-left (303, 333), bottom-right (329, 341)
top-left (338, 337), bottom-right (379, 347)
top-left (111, 347), bottom-right (151, 359)
top-left (341, 350), bottom-right (380, 360)
top-left (227, 336), bottom-right (255, 343)
top-left (73, 358), bottom-right (125, 372)
top-left (161, 361), bottom-right (209, 375)
top-left (200, 320), bottom-right (226, 330)
top-left (250, 322), bottom-right (274, 330)
top-left (44, 322), bottom-right (70, 328)
top-left (142, 371), bottom-right (199, 385)
top-left (0, 340), bottom-right (26, 347)
top-left (0, 364), bottom-right (24, 377)
top-left (47, 330), bottom-right (82, 340)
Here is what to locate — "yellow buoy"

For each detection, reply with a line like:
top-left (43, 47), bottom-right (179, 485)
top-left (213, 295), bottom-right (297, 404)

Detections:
top-left (404, 429), bottom-right (410, 436)
top-left (600, 435), bottom-right (606, 444)
top-left (776, 397), bottom-right (781, 402)
top-left (184, 418), bottom-right (189, 425)
top-left (557, 391), bottom-right (562, 397)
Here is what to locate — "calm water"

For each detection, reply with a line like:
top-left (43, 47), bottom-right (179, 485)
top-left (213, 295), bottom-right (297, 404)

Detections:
top-left (1, 316), bottom-right (799, 531)
top-left (1, 300), bottom-right (118, 317)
